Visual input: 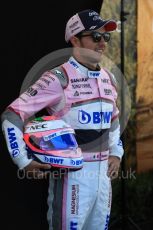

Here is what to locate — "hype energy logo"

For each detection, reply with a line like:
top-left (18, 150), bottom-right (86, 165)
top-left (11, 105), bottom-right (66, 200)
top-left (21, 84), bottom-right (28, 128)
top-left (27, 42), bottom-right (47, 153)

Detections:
top-left (78, 110), bottom-right (112, 124)
top-left (7, 128), bottom-right (20, 158)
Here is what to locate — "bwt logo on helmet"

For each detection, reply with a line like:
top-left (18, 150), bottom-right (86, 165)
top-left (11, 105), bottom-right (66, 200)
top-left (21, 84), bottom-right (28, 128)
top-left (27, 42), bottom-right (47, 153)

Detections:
top-left (70, 220), bottom-right (78, 230)
top-left (44, 156), bottom-right (64, 165)
top-left (7, 128), bottom-right (20, 157)
top-left (71, 159), bottom-right (83, 166)
top-left (78, 110), bottom-right (112, 124)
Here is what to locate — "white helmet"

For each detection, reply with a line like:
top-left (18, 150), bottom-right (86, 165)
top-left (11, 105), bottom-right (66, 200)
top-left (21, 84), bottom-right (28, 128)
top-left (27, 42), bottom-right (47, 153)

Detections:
top-left (23, 116), bottom-right (83, 170)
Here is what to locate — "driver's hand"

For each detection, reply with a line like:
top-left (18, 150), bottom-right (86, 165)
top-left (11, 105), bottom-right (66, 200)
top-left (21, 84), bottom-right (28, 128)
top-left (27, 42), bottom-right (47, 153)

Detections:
top-left (24, 160), bottom-right (51, 179)
top-left (107, 156), bottom-right (121, 180)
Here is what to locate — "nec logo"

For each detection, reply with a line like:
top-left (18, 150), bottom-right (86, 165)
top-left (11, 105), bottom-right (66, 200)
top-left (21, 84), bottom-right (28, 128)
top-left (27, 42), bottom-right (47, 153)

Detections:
top-left (29, 124), bottom-right (47, 130)
top-left (78, 110), bottom-right (112, 124)
top-left (7, 128), bottom-right (20, 157)
top-left (70, 220), bottom-right (78, 230)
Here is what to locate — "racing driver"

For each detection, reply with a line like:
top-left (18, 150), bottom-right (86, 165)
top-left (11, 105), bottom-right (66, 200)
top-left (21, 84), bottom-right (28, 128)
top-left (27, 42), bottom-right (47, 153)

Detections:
top-left (1, 9), bottom-right (124, 230)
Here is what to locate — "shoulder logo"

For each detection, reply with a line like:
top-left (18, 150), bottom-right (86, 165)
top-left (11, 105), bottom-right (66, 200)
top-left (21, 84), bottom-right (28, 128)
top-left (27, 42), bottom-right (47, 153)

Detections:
top-left (55, 70), bottom-right (62, 75)
top-left (53, 69), bottom-right (65, 79)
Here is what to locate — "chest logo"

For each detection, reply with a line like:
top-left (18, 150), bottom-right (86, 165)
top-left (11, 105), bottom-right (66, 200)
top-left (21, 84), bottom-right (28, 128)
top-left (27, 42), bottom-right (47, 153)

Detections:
top-left (78, 110), bottom-right (112, 124)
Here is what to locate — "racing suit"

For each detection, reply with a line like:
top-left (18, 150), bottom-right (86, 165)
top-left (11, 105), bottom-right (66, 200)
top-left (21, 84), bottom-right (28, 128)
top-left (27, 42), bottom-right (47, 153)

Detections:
top-left (1, 56), bottom-right (124, 230)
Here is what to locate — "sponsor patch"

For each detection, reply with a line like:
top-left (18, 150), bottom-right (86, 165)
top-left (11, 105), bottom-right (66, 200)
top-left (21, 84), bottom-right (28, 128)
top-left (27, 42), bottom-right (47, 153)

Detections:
top-left (72, 83), bottom-right (91, 89)
top-left (74, 91), bottom-right (79, 96)
top-left (69, 61), bottom-right (79, 69)
top-left (104, 89), bottom-right (112, 95)
top-left (78, 110), bottom-right (112, 124)
top-left (44, 156), bottom-right (64, 165)
top-left (104, 214), bottom-right (110, 230)
top-left (7, 128), bottom-right (20, 157)
top-left (70, 220), bottom-right (78, 230)
top-left (71, 185), bottom-right (79, 215)
top-left (71, 159), bottom-right (83, 166)
top-left (25, 87), bottom-right (38, 97)
top-left (88, 71), bottom-right (101, 78)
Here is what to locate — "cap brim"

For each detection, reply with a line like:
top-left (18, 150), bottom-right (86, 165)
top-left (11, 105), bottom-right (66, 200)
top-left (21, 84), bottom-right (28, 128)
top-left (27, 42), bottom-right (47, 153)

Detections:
top-left (103, 20), bottom-right (117, 31)
top-left (94, 20), bottom-right (117, 32)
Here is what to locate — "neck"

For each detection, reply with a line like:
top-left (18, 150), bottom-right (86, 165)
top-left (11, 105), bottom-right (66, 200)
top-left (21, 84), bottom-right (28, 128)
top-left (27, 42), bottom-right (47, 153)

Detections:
top-left (72, 48), bottom-right (101, 70)
top-left (73, 55), bottom-right (98, 70)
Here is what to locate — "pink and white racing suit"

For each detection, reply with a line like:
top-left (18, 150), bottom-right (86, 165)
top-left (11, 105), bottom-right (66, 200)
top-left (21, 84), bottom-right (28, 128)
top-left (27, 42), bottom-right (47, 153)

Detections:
top-left (1, 57), bottom-right (123, 230)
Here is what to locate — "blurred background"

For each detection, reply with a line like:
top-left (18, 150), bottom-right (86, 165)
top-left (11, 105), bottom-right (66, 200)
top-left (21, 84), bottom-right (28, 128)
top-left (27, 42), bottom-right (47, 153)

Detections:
top-left (101, 0), bottom-right (153, 229)
top-left (1, 0), bottom-right (153, 229)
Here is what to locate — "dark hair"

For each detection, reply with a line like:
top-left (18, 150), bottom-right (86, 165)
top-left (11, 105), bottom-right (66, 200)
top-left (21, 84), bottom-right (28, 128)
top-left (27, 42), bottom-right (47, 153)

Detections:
top-left (75, 31), bottom-right (84, 38)
top-left (66, 32), bottom-right (83, 47)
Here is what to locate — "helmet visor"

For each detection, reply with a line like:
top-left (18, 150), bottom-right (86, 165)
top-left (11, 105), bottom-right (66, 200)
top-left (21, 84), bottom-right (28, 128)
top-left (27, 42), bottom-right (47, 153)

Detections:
top-left (29, 129), bottom-right (78, 151)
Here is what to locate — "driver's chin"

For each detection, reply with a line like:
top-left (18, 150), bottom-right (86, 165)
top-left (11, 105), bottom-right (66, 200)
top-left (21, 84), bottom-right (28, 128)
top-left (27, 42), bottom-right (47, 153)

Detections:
top-left (86, 52), bottom-right (102, 61)
top-left (95, 52), bottom-right (102, 62)
top-left (89, 53), bottom-right (102, 63)
top-left (80, 48), bottom-right (102, 65)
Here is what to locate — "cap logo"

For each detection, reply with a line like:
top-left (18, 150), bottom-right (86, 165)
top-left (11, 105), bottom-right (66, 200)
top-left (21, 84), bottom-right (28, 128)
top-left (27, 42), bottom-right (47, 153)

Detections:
top-left (89, 12), bottom-right (99, 16)
top-left (93, 16), bottom-right (101, 21)
top-left (89, 26), bottom-right (97, 30)
top-left (71, 27), bottom-right (80, 33)
top-left (69, 21), bottom-right (79, 29)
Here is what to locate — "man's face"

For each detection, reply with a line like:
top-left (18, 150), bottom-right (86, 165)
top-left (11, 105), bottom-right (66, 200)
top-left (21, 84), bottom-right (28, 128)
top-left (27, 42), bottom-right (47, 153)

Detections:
top-left (75, 27), bottom-right (109, 63)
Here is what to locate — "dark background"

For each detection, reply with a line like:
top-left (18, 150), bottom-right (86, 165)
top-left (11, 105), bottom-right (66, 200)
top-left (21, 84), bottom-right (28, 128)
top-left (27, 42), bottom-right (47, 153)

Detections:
top-left (1, 1), bottom-right (103, 229)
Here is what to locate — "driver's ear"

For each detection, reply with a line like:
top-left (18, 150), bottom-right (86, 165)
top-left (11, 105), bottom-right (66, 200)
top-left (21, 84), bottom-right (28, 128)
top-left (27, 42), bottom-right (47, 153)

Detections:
top-left (70, 36), bottom-right (81, 47)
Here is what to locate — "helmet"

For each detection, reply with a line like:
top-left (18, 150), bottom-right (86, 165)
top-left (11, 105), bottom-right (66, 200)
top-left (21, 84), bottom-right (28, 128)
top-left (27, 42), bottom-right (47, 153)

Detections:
top-left (23, 116), bottom-right (83, 169)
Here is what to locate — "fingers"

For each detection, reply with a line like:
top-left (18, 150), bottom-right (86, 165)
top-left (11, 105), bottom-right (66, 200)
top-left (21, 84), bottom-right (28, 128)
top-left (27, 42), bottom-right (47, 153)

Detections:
top-left (39, 163), bottom-right (51, 170)
top-left (107, 163), bottom-right (119, 180)
top-left (108, 168), bottom-right (119, 180)
top-left (107, 165), bottom-right (119, 179)
top-left (107, 156), bottom-right (121, 180)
